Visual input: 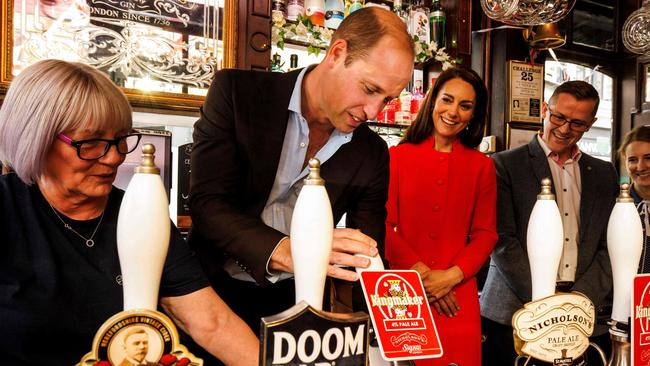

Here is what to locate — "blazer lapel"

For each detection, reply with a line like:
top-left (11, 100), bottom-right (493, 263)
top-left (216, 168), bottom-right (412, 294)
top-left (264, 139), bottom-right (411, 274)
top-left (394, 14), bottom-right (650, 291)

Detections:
top-left (578, 156), bottom-right (596, 243)
top-left (528, 136), bottom-right (554, 194)
top-left (249, 70), bottom-right (301, 212)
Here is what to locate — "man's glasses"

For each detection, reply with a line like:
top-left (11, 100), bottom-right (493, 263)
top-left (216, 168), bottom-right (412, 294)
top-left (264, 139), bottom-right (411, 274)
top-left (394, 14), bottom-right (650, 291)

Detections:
top-left (57, 132), bottom-right (142, 160)
top-left (548, 110), bottom-right (592, 132)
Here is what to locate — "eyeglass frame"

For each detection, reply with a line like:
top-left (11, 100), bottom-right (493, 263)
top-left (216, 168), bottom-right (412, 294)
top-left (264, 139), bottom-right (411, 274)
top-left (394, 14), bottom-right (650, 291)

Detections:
top-left (546, 108), bottom-right (594, 132)
top-left (57, 132), bottom-right (142, 160)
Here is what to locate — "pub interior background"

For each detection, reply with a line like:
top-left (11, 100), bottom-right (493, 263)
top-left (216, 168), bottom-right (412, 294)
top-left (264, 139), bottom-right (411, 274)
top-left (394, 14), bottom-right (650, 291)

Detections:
top-left (0, 0), bottom-right (644, 232)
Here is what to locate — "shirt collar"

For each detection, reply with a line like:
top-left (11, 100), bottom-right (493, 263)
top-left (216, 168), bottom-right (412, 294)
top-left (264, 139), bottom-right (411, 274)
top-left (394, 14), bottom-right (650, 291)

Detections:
top-left (537, 134), bottom-right (582, 164)
top-left (288, 65), bottom-right (316, 114)
top-left (287, 65), bottom-right (352, 140)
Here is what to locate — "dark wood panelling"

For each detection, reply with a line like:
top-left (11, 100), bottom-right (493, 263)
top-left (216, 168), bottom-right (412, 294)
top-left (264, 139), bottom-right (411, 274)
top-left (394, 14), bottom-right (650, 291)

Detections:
top-left (236, 0), bottom-right (271, 70)
top-left (252, 0), bottom-right (270, 17)
top-left (456, 0), bottom-right (472, 55)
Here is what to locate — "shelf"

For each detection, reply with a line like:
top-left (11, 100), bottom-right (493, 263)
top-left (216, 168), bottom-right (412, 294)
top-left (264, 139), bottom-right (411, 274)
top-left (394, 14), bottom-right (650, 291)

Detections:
top-left (367, 121), bottom-right (410, 129)
top-left (281, 36), bottom-right (328, 50)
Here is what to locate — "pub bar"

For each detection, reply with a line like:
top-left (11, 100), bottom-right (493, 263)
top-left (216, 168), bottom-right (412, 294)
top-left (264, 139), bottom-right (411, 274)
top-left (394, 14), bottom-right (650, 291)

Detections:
top-left (1, 0), bottom-right (650, 365)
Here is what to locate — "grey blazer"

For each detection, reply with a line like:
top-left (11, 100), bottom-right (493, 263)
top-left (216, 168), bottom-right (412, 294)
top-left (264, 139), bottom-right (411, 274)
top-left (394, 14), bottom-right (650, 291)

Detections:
top-left (480, 135), bottom-right (618, 335)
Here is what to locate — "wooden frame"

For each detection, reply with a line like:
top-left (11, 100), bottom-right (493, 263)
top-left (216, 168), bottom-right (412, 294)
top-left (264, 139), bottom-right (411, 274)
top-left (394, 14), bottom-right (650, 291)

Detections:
top-left (0, 0), bottom-right (237, 112)
top-left (643, 63), bottom-right (650, 111)
top-left (506, 122), bottom-right (541, 150)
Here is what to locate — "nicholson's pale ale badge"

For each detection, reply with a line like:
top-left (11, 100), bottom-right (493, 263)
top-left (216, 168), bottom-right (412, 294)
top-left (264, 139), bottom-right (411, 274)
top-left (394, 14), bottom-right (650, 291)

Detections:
top-left (359, 270), bottom-right (442, 361)
top-left (633, 274), bottom-right (650, 365)
top-left (511, 292), bottom-right (594, 363)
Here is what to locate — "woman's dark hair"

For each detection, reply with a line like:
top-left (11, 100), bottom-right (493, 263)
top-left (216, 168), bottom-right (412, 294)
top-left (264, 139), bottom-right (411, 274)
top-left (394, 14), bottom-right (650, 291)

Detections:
top-left (619, 124), bottom-right (650, 159)
top-left (402, 67), bottom-right (488, 148)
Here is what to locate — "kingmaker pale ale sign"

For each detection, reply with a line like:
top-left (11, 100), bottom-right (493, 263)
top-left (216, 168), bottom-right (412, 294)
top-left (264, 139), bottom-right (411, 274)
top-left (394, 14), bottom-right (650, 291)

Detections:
top-left (632, 274), bottom-right (650, 365)
top-left (359, 270), bottom-right (443, 361)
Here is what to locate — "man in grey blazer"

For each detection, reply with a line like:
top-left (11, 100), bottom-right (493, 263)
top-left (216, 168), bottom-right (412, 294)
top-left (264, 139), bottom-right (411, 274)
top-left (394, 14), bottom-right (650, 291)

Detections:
top-left (480, 81), bottom-right (619, 365)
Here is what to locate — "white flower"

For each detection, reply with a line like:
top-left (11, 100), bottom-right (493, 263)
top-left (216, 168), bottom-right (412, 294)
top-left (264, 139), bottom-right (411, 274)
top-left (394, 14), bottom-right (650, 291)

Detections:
top-left (295, 22), bottom-right (308, 37)
top-left (311, 26), bottom-right (333, 46)
top-left (271, 11), bottom-right (285, 26)
top-left (414, 41), bottom-right (424, 56)
top-left (271, 26), bottom-right (281, 44)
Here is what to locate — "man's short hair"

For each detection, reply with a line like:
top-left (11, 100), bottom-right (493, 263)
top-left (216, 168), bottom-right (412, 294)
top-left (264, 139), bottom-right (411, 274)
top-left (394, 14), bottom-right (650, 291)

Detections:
top-left (330, 7), bottom-right (414, 66)
top-left (548, 80), bottom-right (600, 118)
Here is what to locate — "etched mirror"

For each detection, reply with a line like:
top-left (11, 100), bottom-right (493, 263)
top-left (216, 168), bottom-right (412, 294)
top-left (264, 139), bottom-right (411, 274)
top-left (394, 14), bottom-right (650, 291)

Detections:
top-left (0, 0), bottom-right (236, 110)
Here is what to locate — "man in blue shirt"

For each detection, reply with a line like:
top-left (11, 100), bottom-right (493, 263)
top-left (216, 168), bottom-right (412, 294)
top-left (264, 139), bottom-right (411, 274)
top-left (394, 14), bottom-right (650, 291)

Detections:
top-left (189, 7), bottom-right (415, 332)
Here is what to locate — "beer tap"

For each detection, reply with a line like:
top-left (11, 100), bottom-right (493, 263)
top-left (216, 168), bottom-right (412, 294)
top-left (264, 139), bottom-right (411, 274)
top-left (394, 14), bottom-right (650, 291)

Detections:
top-left (290, 158), bottom-right (333, 311)
top-left (116, 143), bottom-right (170, 311)
top-left (527, 178), bottom-right (564, 300)
top-left (606, 183), bottom-right (644, 366)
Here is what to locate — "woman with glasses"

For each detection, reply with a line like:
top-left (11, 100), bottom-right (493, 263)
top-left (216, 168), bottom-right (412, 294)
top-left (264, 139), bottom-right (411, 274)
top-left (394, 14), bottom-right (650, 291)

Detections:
top-left (385, 67), bottom-right (497, 365)
top-left (619, 125), bottom-right (650, 273)
top-left (0, 60), bottom-right (258, 365)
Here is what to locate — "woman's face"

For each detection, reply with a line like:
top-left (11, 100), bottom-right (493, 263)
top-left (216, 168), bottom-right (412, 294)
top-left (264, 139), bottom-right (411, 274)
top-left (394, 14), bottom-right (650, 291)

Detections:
top-left (41, 127), bottom-right (128, 203)
top-left (432, 77), bottom-right (476, 142)
top-left (625, 140), bottom-right (650, 192)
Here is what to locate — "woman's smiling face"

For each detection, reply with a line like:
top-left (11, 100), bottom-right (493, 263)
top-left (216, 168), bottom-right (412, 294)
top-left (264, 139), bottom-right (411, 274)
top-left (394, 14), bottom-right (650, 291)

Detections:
top-left (626, 140), bottom-right (650, 192)
top-left (431, 77), bottom-right (476, 144)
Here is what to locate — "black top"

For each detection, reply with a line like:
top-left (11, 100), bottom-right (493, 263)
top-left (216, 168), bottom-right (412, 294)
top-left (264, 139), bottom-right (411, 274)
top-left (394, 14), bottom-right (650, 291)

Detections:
top-left (631, 186), bottom-right (650, 274)
top-left (0, 173), bottom-right (209, 365)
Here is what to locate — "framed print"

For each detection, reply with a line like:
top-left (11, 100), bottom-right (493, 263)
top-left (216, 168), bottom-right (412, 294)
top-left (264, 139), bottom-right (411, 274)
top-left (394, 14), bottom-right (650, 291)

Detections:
top-left (507, 123), bottom-right (541, 150)
top-left (0, 0), bottom-right (237, 111)
top-left (507, 60), bottom-right (544, 124)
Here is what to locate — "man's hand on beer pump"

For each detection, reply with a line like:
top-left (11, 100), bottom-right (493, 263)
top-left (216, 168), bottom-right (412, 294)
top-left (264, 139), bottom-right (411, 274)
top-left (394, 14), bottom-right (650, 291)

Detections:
top-left (268, 228), bottom-right (378, 281)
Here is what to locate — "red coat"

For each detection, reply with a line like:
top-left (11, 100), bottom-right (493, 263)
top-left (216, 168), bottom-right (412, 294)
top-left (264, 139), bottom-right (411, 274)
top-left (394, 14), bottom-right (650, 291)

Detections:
top-left (386, 136), bottom-right (497, 366)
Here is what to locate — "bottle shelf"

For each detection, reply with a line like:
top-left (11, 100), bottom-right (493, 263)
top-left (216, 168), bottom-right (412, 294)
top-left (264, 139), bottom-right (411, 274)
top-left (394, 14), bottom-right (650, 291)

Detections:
top-left (367, 121), bottom-right (410, 129)
top-left (281, 36), bottom-right (329, 50)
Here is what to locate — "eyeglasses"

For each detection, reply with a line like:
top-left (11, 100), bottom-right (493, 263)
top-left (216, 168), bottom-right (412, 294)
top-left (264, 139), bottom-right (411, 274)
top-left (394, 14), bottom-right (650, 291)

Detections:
top-left (57, 132), bottom-right (142, 160)
top-left (547, 110), bottom-right (592, 132)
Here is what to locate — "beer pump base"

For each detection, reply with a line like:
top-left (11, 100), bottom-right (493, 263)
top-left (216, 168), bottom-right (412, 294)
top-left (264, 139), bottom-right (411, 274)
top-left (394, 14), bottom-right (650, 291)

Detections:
top-left (259, 301), bottom-right (370, 365)
top-left (606, 327), bottom-right (630, 366)
top-left (78, 309), bottom-right (203, 366)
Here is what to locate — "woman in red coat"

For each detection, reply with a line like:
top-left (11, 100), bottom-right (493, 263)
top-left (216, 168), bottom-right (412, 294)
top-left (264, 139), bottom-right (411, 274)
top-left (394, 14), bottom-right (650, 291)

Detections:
top-left (386, 67), bottom-right (497, 365)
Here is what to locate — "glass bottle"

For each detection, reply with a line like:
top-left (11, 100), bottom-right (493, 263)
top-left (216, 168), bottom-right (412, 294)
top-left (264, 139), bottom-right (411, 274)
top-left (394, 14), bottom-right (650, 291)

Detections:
top-left (287, 0), bottom-right (305, 21)
top-left (429, 0), bottom-right (446, 48)
top-left (271, 53), bottom-right (284, 72)
top-left (393, 0), bottom-right (408, 27)
top-left (410, 80), bottom-right (424, 120)
top-left (409, 0), bottom-right (430, 43)
top-left (395, 89), bottom-right (412, 125)
top-left (289, 54), bottom-right (299, 71)
top-left (345, 0), bottom-right (364, 17)
top-left (272, 0), bottom-right (287, 19)
top-left (324, 0), bottom-right (345, 29)
top-left (305, 0), bottom-right (325, 26)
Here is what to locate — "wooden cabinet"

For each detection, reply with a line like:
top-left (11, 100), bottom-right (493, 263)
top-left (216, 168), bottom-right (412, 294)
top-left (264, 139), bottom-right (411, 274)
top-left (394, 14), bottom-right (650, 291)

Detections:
top-left (237, 0), bottom-right (273, 70)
